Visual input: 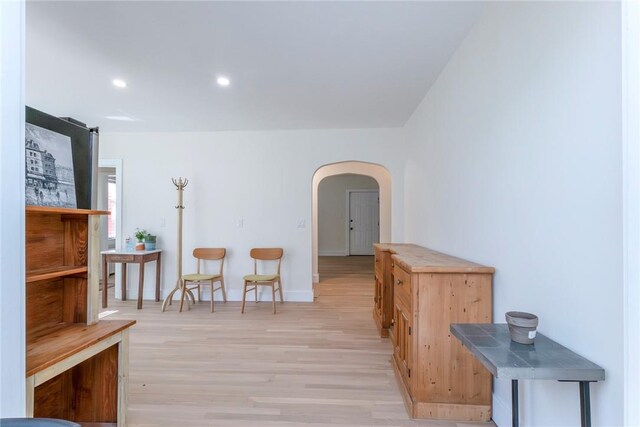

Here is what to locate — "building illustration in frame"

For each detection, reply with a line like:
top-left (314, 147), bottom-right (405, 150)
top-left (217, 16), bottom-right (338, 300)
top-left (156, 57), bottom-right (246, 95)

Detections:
top-left (25, 122), bottom-right (77, 208)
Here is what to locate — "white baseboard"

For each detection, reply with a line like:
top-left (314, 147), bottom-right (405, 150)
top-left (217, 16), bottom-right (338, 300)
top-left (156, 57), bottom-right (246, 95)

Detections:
top-left (284, 290), bottom-right (314, 302)
top-left (318, 250), bottom-right (349, 256)
top-left (147, 288), bottom-right (315, 303)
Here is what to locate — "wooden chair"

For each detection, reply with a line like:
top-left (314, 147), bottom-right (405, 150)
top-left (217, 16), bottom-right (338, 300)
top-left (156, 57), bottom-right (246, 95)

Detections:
top-left (241, 248), bottom-right (284, 314)
top-left (179, 248), bottom-right (227, 312)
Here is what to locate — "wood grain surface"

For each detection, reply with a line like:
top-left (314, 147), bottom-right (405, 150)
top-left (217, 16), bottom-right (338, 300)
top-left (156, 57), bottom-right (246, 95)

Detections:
top-left (26, 320), bottom-right (135, 377)
top-left (26, 206), bottom-right (110, 216)
top-left (98, 256), bottom-right (494, 427)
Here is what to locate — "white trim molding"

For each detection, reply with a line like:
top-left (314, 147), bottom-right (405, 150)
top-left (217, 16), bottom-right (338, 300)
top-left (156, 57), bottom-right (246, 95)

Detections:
top-left (0, 0), bottom-right (26, 417)
top-left (99, 159), bottom-right (124, 299)
top-left (318, 250), bottom-right (349, 257)
top-left (193, 289), bottom-right (314, 303)
top-left (622, 2), bottom-right (640, 425)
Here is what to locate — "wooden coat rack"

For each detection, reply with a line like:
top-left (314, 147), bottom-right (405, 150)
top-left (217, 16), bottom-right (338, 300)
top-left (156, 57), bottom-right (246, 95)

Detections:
top-left (161, 177), bottom-right (195, 311)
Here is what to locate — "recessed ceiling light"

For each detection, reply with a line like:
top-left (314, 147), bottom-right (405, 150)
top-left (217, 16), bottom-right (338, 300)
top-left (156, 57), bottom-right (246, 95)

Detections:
top-left (216, 76), bottom-right (230, 87)
top-left (112, 79), bottom-right (127, 88)
top-left (105, 115), bottom-right (136, 122)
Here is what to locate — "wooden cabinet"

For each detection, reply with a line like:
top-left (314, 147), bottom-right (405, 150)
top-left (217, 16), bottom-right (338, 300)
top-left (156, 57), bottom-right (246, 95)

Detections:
top-left (388, 246), bottom-right (494, 422)
top-left (25, 206), bottom-right (135, 426)
top-left (372, 244), bottom-right (424, 338)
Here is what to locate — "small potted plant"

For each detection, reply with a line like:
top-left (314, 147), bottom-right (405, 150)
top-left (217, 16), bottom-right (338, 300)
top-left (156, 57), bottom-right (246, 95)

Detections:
top-left (144, 233), bottom-right (157, 250)
top-left (134, 228), bottom-right (147, 250)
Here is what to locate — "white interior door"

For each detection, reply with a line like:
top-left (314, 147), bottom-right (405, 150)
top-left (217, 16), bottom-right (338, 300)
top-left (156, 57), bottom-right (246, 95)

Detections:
top-left (349, 191), bottom-right (380, 255)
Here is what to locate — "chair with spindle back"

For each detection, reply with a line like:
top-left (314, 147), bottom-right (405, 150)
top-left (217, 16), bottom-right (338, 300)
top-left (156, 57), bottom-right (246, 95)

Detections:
top-left (179, 248), bottom-right (227, 312)
top-left (241, 248), bottom-right (284, 314)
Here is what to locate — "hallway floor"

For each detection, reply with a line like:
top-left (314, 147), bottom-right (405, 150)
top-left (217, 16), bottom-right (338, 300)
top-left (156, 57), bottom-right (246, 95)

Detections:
top-left (100, 256), bottom-right (494, 427)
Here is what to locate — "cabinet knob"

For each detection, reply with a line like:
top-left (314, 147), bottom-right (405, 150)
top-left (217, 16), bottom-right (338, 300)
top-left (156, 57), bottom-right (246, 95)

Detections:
top-left (396, 279), bottom-right (403, 286)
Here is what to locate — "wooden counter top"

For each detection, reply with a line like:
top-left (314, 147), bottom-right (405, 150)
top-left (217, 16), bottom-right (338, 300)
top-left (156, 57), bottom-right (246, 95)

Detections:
top-left (374, 243), bottom-right (424, 253)
top-left (27, 320), bottom-right (136, 377)
top-left (376, 243), bottom-right (494, 274)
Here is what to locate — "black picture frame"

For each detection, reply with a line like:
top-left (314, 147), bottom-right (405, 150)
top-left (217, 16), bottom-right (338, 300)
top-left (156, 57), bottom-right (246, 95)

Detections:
top-left (26, 106), bottom-right (94, 209)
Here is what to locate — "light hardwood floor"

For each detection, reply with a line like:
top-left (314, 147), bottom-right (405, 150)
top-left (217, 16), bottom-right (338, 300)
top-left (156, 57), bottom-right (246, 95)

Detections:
top-left (100, 256), bottom-right (494, 427)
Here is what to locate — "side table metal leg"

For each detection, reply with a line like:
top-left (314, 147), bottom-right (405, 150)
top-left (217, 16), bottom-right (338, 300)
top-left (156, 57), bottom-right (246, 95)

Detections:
top-left (155, 254), bottom-right (161, 302)
top-left (122, 263), bottom-right (127, 301)
top-left (102, 255), bottom-right (108, 308)
top-left (137, 260), bottom-right (145, 309)
top-left (512, 379), bottom-right (519, 427)
top-left (579, 381), bottom-right (591, 427)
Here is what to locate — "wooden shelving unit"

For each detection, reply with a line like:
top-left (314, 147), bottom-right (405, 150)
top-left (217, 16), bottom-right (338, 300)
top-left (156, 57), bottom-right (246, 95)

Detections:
top-left (25, 206), bottom-right (135, 426)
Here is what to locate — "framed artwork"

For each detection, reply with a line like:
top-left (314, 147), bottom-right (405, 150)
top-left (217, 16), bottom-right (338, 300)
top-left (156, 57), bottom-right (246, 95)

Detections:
top-left (25, 123), bottom-right (77, 208)
top-left (25, 106), bottom-right (95, 209)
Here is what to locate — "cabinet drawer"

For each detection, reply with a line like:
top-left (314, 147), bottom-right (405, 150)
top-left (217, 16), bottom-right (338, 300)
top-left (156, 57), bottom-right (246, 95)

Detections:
top-left (393, 265), bottom-right (411, 310)
top-left (105, 254), bottom-right (135, 263)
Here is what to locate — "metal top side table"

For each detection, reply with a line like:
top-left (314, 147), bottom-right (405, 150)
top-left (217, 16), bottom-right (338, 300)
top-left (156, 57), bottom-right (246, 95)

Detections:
top-left (451, 323), bottom-right (605, 427)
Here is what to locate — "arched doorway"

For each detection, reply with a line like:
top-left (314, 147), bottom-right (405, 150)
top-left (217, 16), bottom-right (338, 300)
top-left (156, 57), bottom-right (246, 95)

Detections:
top-left (312, 161), bottom-right (392, 283)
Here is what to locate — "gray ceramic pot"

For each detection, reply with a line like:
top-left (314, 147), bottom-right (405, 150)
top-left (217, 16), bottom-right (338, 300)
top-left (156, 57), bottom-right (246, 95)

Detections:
top-left (505, 311), bottom-right (539, 344)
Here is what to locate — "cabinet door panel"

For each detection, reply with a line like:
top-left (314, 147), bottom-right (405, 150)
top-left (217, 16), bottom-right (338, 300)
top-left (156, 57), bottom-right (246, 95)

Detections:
top-left (374, 275), bottom-right (383, 317)
top-left (393, 303), bottom-right (411, 384)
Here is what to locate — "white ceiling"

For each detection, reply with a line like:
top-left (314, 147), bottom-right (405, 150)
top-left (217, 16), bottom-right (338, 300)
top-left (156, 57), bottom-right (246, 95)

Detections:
top-left (26, 1), bottom-right (484, 132)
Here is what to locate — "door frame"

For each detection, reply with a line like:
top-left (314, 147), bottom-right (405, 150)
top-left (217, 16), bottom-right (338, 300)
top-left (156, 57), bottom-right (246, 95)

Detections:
top-left (345, 189), bottom-right (379, 256)
top-left (311, 161), bottom-right (392, 283)
top-left (98, 159), bottom-right (123, 299)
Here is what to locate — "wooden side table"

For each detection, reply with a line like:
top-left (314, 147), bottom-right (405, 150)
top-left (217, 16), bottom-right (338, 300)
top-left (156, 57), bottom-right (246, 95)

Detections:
top-left (101, 249), bottom-right (162, 309)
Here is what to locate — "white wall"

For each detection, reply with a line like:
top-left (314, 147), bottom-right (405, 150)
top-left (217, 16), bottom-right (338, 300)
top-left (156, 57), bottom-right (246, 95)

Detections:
top-left (622, 4), bottom-right (640, 423)
top-left (403, 2), bottom-right (622, 425)
top-left (100, 128), bottom-right (404, 302)
top-left (318, 174), bottom-right (378, 255)
top-left (0, 0), bottom-right (26, 417)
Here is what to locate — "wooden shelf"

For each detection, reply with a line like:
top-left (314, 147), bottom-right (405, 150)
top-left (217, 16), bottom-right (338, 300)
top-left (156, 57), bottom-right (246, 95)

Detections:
top-left (26, 320), bottom-right (136, 377)
top-left (26, 206), bottom-right (110, 216)
top-left (24, 130), bottom-right (133, 424)
top-left (26, 266), bottom-right (88, 283)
